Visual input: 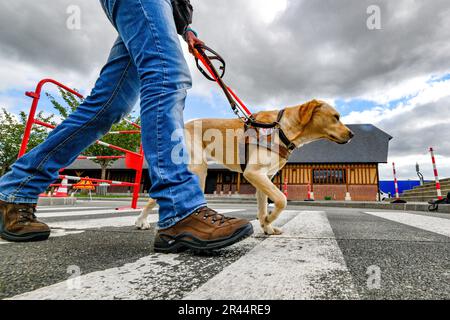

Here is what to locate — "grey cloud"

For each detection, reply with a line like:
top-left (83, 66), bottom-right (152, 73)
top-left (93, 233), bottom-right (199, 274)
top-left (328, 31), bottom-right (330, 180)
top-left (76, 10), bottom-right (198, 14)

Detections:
top-left (378, 97), bottom-right (450, 179)
top-left (1, 0), bottom-right (449, 105)
top-left (0, 1), bottom-right (116, 75)
top-left (192, 0), bottom-right (450, 105)
top-left (377, 96), bottom-right (450, 158)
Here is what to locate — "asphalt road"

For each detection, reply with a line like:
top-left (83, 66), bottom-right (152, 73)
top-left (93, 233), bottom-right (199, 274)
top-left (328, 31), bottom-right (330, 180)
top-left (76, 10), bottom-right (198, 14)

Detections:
top-left (1, 200), bottom-right (449, 300)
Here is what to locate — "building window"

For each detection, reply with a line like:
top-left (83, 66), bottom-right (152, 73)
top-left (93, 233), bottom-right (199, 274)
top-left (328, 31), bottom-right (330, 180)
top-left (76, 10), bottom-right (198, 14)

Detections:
top-left (313, 169), bottom-right (346, 185)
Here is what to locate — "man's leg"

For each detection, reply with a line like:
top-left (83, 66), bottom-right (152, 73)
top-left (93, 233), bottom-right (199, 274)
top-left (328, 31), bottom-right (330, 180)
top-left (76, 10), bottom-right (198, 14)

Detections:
top-left (0, 37), bottom-right (140, 242)
top-left (109, 0), bottom-right (207, 229)
top-left (108, 0), bottom-right (253, 252)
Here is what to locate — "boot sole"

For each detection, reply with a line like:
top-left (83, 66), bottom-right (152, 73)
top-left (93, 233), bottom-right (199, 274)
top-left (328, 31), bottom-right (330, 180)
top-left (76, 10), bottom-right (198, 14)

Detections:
top-left (0, 230), bottom-right (50, 242)
top-left (154, 223), bottom-right (254, 254)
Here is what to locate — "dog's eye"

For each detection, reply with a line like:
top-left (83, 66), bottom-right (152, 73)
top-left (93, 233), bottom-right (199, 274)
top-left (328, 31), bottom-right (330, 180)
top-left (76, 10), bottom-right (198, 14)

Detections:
top-left (334, 115), bottom-right (340, 121)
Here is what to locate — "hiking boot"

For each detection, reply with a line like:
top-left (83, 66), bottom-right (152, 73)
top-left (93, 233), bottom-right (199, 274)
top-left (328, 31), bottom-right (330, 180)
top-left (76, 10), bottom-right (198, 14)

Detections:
top-left (154, 207), bottom-right (253, 253)
top-left (0, 201), bottom-right (51, 242)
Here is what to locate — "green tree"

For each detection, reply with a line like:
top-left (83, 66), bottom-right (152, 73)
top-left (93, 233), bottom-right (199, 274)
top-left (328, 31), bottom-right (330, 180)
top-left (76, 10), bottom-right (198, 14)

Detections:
top-left (46, 89), bottom-right (141, 180)
top-left (0, 108), bottom-right (55, 176)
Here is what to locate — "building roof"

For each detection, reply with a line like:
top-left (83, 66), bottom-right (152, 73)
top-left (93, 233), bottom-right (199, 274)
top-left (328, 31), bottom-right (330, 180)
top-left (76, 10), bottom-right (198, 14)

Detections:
top-left (66, 124), bottom-right (392, 170)
top-left (288, 124), bottom-right (392, 164)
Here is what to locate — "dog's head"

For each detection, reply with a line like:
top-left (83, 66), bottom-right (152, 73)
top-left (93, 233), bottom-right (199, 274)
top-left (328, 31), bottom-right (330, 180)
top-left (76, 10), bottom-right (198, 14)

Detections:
top-left (297, 100), bottom-right (354, 145)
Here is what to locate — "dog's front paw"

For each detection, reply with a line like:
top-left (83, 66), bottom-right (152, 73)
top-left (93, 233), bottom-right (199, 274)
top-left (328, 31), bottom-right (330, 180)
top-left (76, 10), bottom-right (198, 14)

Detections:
top-left (263, 224), bottom-right (283, 236)
top-left (271, 227), bottom-right (283, 235)
top-left (135, 218), bottom-right (151, 230)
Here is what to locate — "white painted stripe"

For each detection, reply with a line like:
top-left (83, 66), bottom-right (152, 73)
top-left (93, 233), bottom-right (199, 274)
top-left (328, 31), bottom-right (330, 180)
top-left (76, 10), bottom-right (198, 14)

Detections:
top-left (38, 209), bottom-right (141, 219)
top-left (365, 211), bottom-right (450, 238)
top-left (97, 141), bottom-right (110, 147)
top-left (36, 207), bottom-right (108, 213)
top-left (7, 212), bottom-right (300, 299)
top-left (49, 229), bottom-right (85, 238)
top-left (48, 215), bottom-right (159, 229)
top-left (184, 211), bottom-right (358, 300)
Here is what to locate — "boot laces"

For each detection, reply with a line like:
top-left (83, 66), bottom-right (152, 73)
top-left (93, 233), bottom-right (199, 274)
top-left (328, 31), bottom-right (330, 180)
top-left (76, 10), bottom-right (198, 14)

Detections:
top-left (17, 206), bottom-right (37, 224)
top-left (195, 207), bottom-right (234, 225)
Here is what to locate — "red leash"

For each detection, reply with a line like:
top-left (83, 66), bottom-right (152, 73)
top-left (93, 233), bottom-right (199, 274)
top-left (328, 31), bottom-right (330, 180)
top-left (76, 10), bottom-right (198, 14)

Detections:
top-left (193, 44), bottom-right (253, 122)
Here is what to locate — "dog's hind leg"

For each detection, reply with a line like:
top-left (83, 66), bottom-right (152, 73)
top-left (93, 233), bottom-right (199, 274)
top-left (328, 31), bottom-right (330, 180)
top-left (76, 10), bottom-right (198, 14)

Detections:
top-left (135, 198), bottom-right (157, 230)
top-left (244, 171), bottom-right (287, 235)
top-left (185, 121), bottom-right (208, 192)
top-left (135, 164), bottom-right (206, 231)
top-left (189, 162), bottom-right (208, 192)
top-left (256, 190), bottom-right (268, 229)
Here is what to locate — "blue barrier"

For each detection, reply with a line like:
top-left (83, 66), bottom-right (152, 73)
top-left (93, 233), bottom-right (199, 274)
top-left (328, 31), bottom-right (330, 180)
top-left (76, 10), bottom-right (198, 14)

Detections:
top-left (379, 180), bottom-right (430, 195)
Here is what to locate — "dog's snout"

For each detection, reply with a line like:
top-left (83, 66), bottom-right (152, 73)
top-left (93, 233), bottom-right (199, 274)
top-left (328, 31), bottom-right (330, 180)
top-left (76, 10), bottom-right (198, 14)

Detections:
top-left (349, 131), bottom-right (354, 139)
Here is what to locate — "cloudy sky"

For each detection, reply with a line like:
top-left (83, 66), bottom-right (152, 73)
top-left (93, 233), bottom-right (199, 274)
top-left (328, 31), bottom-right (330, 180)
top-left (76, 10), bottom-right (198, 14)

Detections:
top-left (1, 0), bottom-right (449, 180)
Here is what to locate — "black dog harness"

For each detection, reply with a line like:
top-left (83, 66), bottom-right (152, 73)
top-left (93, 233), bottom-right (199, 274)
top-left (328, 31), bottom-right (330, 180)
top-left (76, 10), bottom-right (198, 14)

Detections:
top-left (239, 109), bottom-right (297, 172)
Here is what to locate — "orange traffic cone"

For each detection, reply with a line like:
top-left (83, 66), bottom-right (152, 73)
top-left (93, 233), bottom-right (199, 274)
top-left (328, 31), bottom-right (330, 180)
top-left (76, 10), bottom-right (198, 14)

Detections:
top-left (54, 178), bottom-right (69, 197)
top-left (305, 183), bottom-right (315, 201)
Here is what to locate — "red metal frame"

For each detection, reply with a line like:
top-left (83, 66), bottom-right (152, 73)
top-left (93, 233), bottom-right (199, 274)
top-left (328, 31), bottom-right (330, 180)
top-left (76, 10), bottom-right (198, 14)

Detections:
top-left (19, 79), bottom-right (84, 158)
top-left (19, 79), bottom-right (145, 209)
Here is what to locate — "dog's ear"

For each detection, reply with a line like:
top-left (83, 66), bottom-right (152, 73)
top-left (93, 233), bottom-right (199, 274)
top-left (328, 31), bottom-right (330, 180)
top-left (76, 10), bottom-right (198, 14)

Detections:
top-left (298, 100), bottom-right (322, 127)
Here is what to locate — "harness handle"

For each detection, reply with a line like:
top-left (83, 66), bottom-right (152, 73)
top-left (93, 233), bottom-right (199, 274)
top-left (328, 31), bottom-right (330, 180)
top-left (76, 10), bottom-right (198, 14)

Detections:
top-left (194, 45), bottom-right (226, 81)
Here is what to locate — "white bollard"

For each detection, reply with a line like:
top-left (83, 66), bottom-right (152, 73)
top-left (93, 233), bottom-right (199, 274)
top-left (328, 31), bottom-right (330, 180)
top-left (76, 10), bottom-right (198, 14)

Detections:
top-left (345, 192), bottom-right (352, 201)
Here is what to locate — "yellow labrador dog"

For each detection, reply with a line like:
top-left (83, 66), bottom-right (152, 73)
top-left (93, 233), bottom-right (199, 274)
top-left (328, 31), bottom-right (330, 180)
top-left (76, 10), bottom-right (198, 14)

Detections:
top-left (135, 100), bottom-right (353, 235)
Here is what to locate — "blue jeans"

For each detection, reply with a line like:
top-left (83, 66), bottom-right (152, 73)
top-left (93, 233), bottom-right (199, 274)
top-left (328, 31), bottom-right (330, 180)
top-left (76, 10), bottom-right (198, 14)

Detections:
top-left (0, 0), bottom-right (206, 229)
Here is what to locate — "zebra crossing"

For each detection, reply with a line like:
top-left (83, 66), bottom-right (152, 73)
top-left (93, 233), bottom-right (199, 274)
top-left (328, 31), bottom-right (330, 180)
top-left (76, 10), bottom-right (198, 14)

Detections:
top-left (1, 203), bottom-right (449, 300)
top-left (184, 211), bottom-right (359, 300)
